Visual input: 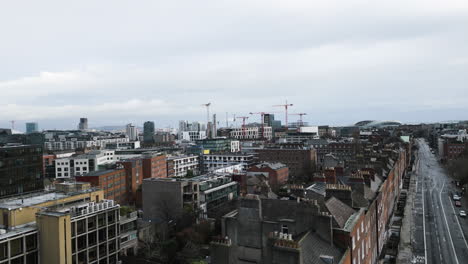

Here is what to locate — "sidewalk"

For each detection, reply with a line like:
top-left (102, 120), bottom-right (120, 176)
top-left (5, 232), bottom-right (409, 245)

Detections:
top-left (396, 172), bottom-right (415, 264)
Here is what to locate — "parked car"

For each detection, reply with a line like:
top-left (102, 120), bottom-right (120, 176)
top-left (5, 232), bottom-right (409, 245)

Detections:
top-left (453, 194), bottom-right (461, 201)
top-left (455, 201), bottom-right (462, 207)
top-left (460, 210), bottom-right (466, 217)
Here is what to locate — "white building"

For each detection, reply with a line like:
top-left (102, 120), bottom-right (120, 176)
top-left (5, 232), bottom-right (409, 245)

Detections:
top-left (55, 150), bottom-right (116, 178)
top-left (167, 155), bottom-right (200, 177)
top-left (44, 136), bottom-right (129, 151)
top-left (230, 126), bottom-right (272, 140)
top-left (126, 124), bottom-right (138, 141)
top-left (231, 140), bottom-right (241, 152)
top-left (202, 153), bottom-right (254, 173)
top-left (182, 131), bottom-right (207, 142)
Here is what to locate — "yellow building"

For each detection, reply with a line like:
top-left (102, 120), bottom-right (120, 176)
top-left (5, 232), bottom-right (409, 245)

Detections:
top-left (0, 182), bottom-right (109, 264)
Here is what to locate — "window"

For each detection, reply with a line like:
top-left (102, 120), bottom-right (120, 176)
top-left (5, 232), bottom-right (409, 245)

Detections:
top-left (281, 224), bottom-right (288, 234)
top-left (26, 234), bottom-right (37, 251)
top-left (76, 220), bottom-right (86, 234)
top-left (88, 231), bottom-right (97, 246)
top-left (77, 235), bottom-right (86, 251)
top-left (361, 241), bottom-right (365, 259)
top-left (10, 238), bottom-right (23, 256)
top-left (0, 242), bottom-right (7, 260)
top-left (88, 216), bottom-right (97, 230)
top-left (352, 237), bottom-right (355, 249)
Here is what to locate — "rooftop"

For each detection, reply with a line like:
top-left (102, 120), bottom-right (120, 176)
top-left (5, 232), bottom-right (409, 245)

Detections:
top-left (82, 169), bottom-right (122, 177)
top-left (0, 224), bottom-right (37, 240)
top-left (0, 187), bottom-right (98, 210)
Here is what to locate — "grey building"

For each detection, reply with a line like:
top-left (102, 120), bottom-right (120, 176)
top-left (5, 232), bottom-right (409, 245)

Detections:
top-left (142, 173), bottom-right (238, 221)
top-left (78, 118), bottom-right (88, 131)
top-left (26, 122), bottom-right (39, 134)
top-left (143, 121), bottom-right (155, 143)
top-left (210, 195), bottom-right (346, 264)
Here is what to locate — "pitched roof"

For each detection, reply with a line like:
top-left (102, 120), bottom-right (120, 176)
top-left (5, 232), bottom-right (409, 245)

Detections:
top-left (299, 231), bottom-right (345, 264)
top-left (325, 196), bottom-right (356, 229)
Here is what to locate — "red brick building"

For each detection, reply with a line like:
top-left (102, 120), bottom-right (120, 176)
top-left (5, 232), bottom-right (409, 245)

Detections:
top-left (247, 162), bottom-right (289, 190)
top-left (254, 144), bottom-right (317, 179)
top-left (119, 158), bottom-right (144, 205)
top-left (76, 168), bottom-right (127, 204)
top-left (142, 153), bottom-right (167, 179)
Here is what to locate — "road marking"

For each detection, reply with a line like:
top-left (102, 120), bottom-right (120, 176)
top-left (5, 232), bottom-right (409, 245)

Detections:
top-left (447, 189), bottom-right (468, 250)
top-left (439, 181), bottom-right (459, 264)
top-left (418, 149), bottom-right (428, 264)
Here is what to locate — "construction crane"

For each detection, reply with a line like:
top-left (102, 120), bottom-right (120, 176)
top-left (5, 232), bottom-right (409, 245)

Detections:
top-left (236, 116), bottom-right (249, 139)
top-left (249, 112), bottom-right (276, 139)
top-left (273, 100), bottom-right (293, 128)
top-left (289, 113), bottom-right (307, 127)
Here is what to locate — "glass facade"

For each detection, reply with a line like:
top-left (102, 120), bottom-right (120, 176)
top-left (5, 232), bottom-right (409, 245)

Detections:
top-left (0, 145), bottom-right (44, 197)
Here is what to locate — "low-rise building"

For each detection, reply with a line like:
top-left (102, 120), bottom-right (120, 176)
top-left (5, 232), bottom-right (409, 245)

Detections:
top-left (247, 162), bottom-right (289, 191)
top-left (210, 196), bottom-right (346, 264)
top-left (76, 168), bottom-right (127, 204)
top-left (55, 150), bottom-right (116, 179)
top-left (167, 155), bottom-right (199, 177)
top-left (201, 153), bottom-right (255, 173)
top-left (254, 144), bottom-right (317, 179)
top-left (142, 173), bottom-right (238, 220)
top-left (230, 126), bottom-right (273, 140)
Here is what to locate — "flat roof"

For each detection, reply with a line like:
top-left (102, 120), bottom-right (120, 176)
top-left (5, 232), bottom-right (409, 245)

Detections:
top-left (82, 169), bottom-right (121, 177)
top-left (0, 188), bottom-right (98, 210)
top-left (0, 224), bottom-right (37, 240)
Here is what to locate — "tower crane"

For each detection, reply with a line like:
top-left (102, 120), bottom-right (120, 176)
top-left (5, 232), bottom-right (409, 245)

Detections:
top-left (249, 112), bottom-right (276, 140)
top-left (273, 100), bottom-right (293, 129)
top-left (289, 113), bottom-right (307, 127)
top-left (236, 116), bottom-right (249, 139)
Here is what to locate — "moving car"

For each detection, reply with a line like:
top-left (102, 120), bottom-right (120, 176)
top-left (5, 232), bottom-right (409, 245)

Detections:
top-left (460, 210), bottom-right (466, 217)
top-left (455, 201), bottom-right (462, 207)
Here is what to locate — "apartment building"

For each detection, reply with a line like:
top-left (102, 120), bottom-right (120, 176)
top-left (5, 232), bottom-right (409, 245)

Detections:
top-left (201, 153), bottom-right (254, 173)
top-left (43, 130), bottom-right (129, 151)
top-left (166, 155), bottom-right (199, 177)
top-left (230, 126), bottom-right (273, 140)
top-left (55, 150), bottom-right (116, 179)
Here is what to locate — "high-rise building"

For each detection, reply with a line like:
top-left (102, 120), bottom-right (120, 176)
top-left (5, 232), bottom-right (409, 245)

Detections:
top-left (78, 118), bottom-right (88, 130)
top-left (0, 144), bottom-right (44, 197)
top-left (143, 121), bottom-right (155, 143)
top-left (25, 122), bottom-right (39, 134)
top-left (263, 114), bottom-right (274, 126)
top-left (126, 123), bottom-right (138, 141)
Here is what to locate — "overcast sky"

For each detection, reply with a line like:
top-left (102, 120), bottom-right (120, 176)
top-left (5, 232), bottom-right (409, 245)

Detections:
top-left (1, 0), bottom-right (468, 130)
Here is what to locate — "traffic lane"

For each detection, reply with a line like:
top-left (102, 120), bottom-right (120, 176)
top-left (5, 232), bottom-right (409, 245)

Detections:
top-left (418, 140), bottom-right (458, 264)
top-left (420, 139), bottom-right (468, 262)
top-left (442, 190), bottom-right (468, 259)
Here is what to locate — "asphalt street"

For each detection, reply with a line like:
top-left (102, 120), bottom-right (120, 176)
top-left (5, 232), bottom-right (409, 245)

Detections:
top-left (412, 139), bottom-right (468, 264)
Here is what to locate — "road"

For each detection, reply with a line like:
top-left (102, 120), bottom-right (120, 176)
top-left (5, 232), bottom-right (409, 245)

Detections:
top-left (412, 139), bottom-right (468, 264)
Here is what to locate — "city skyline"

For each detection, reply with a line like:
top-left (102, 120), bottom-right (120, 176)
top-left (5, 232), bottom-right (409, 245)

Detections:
top-left (1, 0), bottom-right (468, 129)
